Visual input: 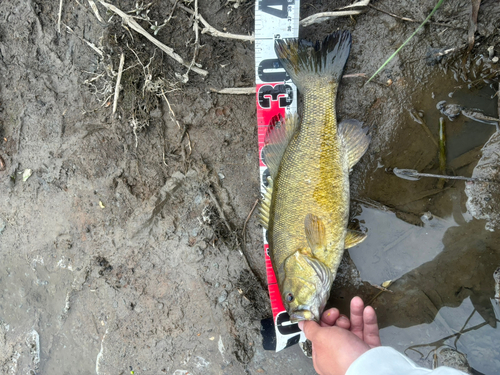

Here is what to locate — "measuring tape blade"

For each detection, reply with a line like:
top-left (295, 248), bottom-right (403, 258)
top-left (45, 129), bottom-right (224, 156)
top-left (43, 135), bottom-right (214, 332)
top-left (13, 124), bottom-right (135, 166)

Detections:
top-left (255, 0), bottom-right (305, 352)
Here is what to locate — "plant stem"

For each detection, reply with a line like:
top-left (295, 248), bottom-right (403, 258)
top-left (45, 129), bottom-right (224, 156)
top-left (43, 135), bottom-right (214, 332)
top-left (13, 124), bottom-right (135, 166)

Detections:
top-left (367, 0), bottom-right (445, 83)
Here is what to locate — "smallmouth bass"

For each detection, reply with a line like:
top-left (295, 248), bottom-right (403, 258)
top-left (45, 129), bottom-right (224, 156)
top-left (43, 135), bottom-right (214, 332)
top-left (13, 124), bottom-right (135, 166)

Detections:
top-left (258, 31), bottom-right (370, 322)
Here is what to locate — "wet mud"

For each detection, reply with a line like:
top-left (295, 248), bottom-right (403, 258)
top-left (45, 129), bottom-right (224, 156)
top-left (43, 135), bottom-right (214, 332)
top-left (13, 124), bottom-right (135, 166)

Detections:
top-left (0, 0), bottom-right (499, 374)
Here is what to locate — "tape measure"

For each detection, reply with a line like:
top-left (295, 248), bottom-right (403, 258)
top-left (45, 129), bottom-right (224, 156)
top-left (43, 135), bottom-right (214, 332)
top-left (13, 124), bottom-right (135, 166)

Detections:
top-left (255, 0), bottom-right (305, 352)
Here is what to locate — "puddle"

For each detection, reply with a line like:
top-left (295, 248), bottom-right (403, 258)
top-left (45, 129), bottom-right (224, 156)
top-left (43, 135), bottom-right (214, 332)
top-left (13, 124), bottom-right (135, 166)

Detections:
top-left (348, 70), bottom-right (500, 374)
top-left (416, 72), bottom-right (497, 160)
top-left (349, 206), bottom-right (457, 285)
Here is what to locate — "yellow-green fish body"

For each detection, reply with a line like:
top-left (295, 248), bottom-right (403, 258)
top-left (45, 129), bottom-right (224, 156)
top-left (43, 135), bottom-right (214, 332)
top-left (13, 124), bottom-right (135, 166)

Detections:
top-left (259, 31), bottom-right (370, 322)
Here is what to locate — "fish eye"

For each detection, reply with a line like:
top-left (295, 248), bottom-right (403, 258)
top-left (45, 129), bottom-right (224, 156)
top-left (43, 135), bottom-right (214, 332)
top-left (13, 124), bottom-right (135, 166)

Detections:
top-left (286, 293), bottom-right (294, 303)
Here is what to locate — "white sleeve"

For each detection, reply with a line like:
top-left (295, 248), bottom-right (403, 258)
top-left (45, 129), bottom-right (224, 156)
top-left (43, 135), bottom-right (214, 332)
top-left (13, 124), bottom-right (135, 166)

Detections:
top-left (345, 347), bottom-right (469, 375)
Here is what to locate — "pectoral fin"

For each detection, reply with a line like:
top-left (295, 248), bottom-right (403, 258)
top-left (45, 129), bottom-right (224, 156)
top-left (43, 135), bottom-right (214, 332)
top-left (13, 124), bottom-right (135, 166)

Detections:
top-left (344, 229), bottom-right (367, 249)
top-left (338, 119), bottom-right (371, 170)
top-left (304, 214), bottom-right (327, 254)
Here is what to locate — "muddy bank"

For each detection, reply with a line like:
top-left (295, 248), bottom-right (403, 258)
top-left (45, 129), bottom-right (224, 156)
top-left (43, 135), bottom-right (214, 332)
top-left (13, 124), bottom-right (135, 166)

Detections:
top-left (0, 0), bottom-right (499, 374)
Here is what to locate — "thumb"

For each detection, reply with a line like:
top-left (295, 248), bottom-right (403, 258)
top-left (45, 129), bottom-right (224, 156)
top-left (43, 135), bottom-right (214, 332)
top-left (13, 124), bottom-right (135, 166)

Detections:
top-left (298, 320), bottom-right (321, 340)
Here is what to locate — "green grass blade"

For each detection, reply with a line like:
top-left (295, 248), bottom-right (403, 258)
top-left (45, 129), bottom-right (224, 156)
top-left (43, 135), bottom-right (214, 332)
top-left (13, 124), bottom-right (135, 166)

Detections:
top-left (366, 0), bottom-right (445, 83)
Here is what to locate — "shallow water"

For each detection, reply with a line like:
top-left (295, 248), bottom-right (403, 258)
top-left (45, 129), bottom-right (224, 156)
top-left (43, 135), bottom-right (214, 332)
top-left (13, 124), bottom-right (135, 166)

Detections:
top-left (348, 71), bottom-right (500, 374)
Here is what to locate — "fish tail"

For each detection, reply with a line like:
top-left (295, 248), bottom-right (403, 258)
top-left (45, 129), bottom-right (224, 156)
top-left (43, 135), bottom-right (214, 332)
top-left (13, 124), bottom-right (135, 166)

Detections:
top-left (274, 31), bottom-right (351, 92)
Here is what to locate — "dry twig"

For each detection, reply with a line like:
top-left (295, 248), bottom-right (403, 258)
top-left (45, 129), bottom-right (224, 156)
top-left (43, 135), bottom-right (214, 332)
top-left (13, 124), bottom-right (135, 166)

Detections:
top-left (368, 4), bottom-right (466, 30)
top-left (242, 199), bottom-right (259, 251)
top-left (88, 0), bottom-right (105, 23)
top-left (166, 0), bottom-right (180, 24)
top-left (498, 84), bottom-right (500, 126)
top-left (210, 87), bottom-right (255, 95)
top-left (409, 109), bottom-right (439, 149)
top-left (207, 188), bottom-right (232, 234)
top-left (178, 4), bottom-right (254, 41)
top-left (301, 10), bottom-right (364, 27)
top-left (467, 0), bottom-right (481, 52)
top-left (112, 53), bottom-right (125, 114)
top-left (300, 0), bottom-right (370, 27)
top-left (58, 0), bottom-right (64, 33)
top-left (65, 25), bottom-right (104, 57)
top-left (160, 89), bottom-right (192, 165)
top-left (182, 0), bottom-right (201, 82)
top-left (98, 1), bottom-right (208, 76)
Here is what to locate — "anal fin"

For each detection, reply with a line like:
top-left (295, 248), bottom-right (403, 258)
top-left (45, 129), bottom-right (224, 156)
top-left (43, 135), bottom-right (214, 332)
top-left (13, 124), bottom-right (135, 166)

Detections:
top-left (344, 229), bottom-right (367, 249)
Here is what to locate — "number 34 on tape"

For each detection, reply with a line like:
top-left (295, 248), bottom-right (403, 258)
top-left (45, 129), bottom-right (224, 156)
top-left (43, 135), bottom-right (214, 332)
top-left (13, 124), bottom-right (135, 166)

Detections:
top-left (254, 0), bottom-right (305, 352)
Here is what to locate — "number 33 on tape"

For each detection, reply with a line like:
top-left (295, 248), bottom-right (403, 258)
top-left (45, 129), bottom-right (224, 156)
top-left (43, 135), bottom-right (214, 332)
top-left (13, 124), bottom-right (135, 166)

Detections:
top-left (254, 0), bottom-right (305, 352)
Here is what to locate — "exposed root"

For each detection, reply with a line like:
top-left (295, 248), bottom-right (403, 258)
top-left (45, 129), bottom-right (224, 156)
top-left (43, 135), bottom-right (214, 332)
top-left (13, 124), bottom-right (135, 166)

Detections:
top-left (130, 115), bottom-right (148, 148)
top-left (126, 43), bottom-right (157, 96)
top-left (98, 1), bottom-right (208, 76)
top-left (112, 52), bottom-right (125, 114)
top-left (161, 89), bottom-right (180, 130)
top-left (82, 64), bottom-right (115, 108)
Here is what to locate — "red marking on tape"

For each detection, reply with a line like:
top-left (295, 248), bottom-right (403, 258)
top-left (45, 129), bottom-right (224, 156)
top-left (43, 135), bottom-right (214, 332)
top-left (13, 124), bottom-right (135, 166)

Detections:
top-left (256, 83), bottom-right (286, 168)
top-left (257, 85), bottom-right (287, 320)
top-left (269, 282), bottom-right (285, 318)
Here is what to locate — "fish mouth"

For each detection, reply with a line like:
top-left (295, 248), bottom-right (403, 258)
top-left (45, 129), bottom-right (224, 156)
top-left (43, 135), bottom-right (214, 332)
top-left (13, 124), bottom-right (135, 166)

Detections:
top-left (289, 309), bottom-right (317, 323)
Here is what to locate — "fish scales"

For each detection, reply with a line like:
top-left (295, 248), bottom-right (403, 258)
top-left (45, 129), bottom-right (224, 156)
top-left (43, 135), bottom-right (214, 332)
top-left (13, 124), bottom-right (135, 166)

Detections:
top-left (260, 31), bottom-right (370, 322)
top-left (270, 82), bottom-right (349, 276)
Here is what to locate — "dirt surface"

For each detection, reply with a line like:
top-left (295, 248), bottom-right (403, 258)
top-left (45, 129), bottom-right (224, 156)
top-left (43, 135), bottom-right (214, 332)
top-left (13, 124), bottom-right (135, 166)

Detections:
top-left (0, 0), bottom-right (499, 374)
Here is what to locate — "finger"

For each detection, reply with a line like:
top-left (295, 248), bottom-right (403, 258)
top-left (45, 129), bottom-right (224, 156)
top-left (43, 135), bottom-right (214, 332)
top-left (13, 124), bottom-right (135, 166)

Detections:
top-left (363, 305), bottom-right (381, 347)
top-left (349, 296), bottom-right (365, 341)
top-left (298, 320), bottom-right (322, 341)
top-left (320, 308), bottom-right (340, 327)
top-left (334, 315), bottom-right (351, 330)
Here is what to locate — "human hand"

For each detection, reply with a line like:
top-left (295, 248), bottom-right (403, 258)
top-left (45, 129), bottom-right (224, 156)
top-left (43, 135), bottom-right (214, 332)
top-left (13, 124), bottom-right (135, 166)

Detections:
top-left (298, 296), bottom-right (381, 375)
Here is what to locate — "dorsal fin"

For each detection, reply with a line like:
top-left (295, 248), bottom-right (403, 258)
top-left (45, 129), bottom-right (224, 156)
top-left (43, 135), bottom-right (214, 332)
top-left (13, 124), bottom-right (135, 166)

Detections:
top-left (338, 119), bottom-right (371, 170)
top-left (262, 114), bottom-right (300, 178)
top-left (257, 176), bottom-right (273, 230)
